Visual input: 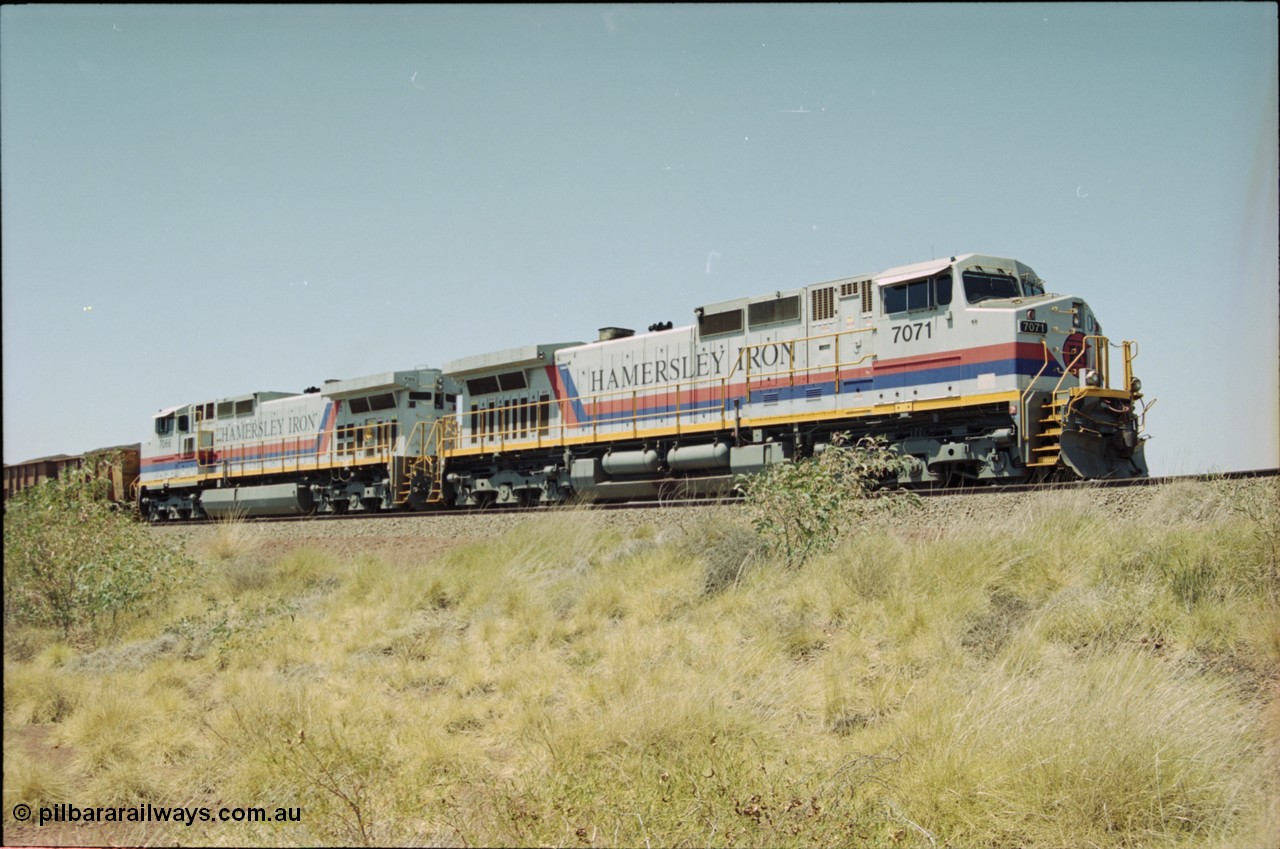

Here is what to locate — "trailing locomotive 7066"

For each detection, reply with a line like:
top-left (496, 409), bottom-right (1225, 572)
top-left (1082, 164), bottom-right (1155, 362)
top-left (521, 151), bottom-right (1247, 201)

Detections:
top-left (138, 254), bottom-right (1149, 519)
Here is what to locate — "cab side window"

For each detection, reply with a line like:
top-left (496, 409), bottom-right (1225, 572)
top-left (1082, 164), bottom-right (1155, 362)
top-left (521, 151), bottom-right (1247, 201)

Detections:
top-left (883, 274), bottom-right (951, 314)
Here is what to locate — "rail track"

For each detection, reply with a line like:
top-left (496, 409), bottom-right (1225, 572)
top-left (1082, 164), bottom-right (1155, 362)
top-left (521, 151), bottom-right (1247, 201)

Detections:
top-left (907, 466), bottom-right (1278, 498)
top-left (149, 468), bottom-right (1277, 527)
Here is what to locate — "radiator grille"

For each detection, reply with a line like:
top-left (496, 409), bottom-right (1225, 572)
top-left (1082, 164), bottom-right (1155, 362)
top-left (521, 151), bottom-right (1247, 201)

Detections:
top-left (811, 287), bottom-right (836, 322)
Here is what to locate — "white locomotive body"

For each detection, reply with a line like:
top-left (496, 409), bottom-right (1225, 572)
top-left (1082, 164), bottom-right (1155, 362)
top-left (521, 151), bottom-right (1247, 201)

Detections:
top-left (440, 254), bottom-right (1147, 505)
top-left (138, 368), bottom-right (459, 520)
top-left (137, 253), bottom-right (1147, 516)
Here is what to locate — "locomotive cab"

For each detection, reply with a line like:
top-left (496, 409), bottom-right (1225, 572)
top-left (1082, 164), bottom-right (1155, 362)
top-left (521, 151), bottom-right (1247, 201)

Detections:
top-left (941, 256), bottom-right (1148, 479)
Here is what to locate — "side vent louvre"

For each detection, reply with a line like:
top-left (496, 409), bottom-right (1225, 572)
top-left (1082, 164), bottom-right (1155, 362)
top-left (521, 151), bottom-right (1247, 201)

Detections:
top-left (811, 287), bottom-right (836, 322)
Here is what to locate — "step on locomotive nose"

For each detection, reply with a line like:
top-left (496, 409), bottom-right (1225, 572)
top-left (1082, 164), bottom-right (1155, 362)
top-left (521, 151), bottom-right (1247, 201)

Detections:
top-left (1027, 394), bottom-right (1068, 468)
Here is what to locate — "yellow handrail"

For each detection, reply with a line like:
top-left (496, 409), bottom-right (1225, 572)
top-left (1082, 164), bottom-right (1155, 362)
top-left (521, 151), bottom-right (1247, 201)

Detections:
top-left (446, 327), bottom-right (1140, 456)
top-left (454, 331), bottom-right (883, 453)
top-left (1050, 334), bottom-right (1112, 396)
top-left (1019, 339), bottom-right (1053, 432)
top-left (728, 325), bottom-right (875, 379)
top-left (1123, 340), bottom-right (1138, 393)
top-left (207, 418), bottom-right (400, 481)
top-left (738, 352), bottom-right (876, 396)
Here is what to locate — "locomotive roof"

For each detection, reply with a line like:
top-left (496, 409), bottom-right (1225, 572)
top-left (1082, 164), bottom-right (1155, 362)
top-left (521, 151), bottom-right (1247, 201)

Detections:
top-left (321, 368), bottom-right (440, 398)
top-left (444, 342), bottom-right (581, 377)
top-left (697, 287), bottom-right (804, 317)
top-left (874, 255), bottom-right (974, 286)
top-left (694, 254), bottom-right (1012, 317)
top-left (871, 254), bottom-right (1044, 289)
top-left (152, 392), bottom-right (293, 418)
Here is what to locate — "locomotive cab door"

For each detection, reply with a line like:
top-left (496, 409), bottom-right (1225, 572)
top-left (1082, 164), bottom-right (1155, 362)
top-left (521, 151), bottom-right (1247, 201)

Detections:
top-left (198, 431), bottom-right (215, 467)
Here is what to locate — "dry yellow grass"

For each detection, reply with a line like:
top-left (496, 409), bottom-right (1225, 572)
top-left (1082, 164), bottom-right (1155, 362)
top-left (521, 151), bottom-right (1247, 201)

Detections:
top-left (3, 480), bottom-right (1277, 847)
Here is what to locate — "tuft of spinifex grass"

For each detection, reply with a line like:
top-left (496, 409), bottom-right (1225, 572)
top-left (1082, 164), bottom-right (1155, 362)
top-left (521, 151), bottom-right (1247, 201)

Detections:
top-left (864, 650), bottom-right (1269, 848)
top-left (196, 506), bottom-right (258, 565)
top-left (2, 745), bottom-right (74, 812)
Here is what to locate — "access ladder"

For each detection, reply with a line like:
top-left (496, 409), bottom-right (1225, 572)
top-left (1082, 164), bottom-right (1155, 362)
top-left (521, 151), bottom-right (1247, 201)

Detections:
top-left (393, 418), bottom-right (455, 506)
top-left (1027, 391), bottom-right (1070, 469)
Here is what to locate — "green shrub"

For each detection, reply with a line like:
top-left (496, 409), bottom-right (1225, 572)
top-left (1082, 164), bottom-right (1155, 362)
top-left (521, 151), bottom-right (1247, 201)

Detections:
top-left (738, 434), bottom-right (918, 567)
top-left (3, 453), bottom-right (193, 640)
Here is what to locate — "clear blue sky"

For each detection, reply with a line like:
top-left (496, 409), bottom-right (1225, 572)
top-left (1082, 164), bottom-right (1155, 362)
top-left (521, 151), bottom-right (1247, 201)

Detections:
top-left (4, 4), bottom-right (1276, 475)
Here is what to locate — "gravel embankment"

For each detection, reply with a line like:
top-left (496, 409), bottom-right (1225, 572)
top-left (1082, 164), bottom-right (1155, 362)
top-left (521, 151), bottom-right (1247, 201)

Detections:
top-left (152, 477), bottom-right (1277, 560)
top-left (152, 505), bottom-right (728, 560)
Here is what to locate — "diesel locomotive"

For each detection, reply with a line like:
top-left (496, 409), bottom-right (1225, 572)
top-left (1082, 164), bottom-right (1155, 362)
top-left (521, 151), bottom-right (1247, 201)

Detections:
top-left (137, 253), bottom-right (1149, 520)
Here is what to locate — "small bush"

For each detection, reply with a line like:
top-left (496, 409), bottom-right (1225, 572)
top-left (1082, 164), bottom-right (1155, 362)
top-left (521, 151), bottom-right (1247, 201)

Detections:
top-left (3, 453), bottom-right (194, 640)
top-left (738, 434), bottom-right (918, 567)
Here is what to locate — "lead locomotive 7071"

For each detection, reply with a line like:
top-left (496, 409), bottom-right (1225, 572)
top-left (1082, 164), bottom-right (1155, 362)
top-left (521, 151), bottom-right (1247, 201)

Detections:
top-left (138, 253), bottom-right (1149, 520)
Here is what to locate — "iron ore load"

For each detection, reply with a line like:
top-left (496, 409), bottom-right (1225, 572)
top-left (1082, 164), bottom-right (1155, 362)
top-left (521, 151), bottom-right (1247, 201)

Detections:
top-left (136, 253), bottom-right (1149, 520)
